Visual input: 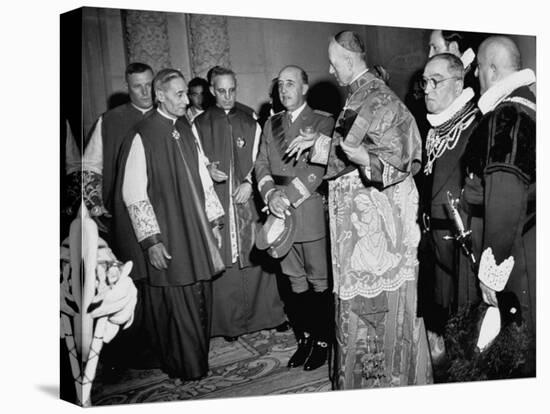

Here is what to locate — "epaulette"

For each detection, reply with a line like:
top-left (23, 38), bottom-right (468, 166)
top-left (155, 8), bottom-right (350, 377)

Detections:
top-left (270, 110), bottom-right (285, 120)
top-left (313, 109), bottom-right (332, 117)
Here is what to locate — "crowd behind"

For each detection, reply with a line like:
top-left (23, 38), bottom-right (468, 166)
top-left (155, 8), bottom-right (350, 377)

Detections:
top-left (61, 28), bottom-right (536, 397)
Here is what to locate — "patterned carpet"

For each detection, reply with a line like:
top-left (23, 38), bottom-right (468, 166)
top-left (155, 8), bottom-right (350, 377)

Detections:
top-left (91, 329), bottom-right (332, 406)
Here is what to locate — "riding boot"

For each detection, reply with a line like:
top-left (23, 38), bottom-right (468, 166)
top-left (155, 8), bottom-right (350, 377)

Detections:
top-left (287, 290), bottom-right (313, 368)
top-left (304, 289), bottom-right (333, 371)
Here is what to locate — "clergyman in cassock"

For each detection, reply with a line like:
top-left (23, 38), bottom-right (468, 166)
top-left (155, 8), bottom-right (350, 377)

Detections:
top-left (193, 66), bottom-right (286, 341)
top-left (255, 65), bottom-right (335, 371)
top-left (287, 30), bottom-right (432, 389)
top-left (112, 68), bottom-right (225, 380)
top-left (85, 62), bottom-right (154, 241)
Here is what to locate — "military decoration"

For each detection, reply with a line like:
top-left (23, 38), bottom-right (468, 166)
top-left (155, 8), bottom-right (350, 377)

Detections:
top-left (236, 136), bottom-right (246, 148)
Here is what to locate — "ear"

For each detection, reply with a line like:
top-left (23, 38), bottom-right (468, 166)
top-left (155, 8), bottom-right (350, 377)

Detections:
top-left (346, 54), bottom-right (354, 70)
top-left (489, 63), bottom-right (499, 82)
top-left (209, 85), bottom-right (215, 96)
top-left (302, 83), bottom-right (309, 96)
top-left (156, 88), bottom-right (165, 103)
top-left (449, 41), bottom-right (460, 56)
top-left (455, 78), bottom-right (464, 95)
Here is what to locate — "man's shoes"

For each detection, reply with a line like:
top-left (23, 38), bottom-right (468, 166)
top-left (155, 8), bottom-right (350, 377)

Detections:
top-left (275, 321), bottom-right (291, 332)
top-left (303, 340), bottom-right (328, 371)
top-left (223, 336), bottom-right (239, 342)
top-left (287, 334), bottom-right (313, 368)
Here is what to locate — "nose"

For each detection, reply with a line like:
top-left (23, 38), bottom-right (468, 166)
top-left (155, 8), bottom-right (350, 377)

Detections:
top-left (140, 85), bottom-right (149, 97)
top-left (329, 65), bottom-right (334, 75)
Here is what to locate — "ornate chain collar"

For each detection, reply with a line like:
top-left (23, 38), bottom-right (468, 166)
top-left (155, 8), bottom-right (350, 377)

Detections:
top-left (424, 101), bottom-right (478, 175)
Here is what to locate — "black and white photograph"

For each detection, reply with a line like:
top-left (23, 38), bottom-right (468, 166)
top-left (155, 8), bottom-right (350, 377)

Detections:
top-left (2, 1), bottom-right (547, 413)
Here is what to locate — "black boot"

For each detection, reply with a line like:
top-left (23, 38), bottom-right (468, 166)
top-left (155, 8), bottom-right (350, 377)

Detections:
top-left (286, 290), bottom-right (313, 368)
top-left (303, 339), bottom-right (329, 371)
top-left (288, 332), bottom-right (313, 368)
top-left (304, 289), bottom-right (333, 371)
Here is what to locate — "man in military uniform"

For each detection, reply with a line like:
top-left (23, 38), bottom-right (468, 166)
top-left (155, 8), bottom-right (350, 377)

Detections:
top-left (255, 65), bottom-right (334, 371)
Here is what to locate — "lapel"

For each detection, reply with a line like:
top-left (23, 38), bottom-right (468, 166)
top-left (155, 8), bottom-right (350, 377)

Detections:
top-left (286, 104), bottom-right (313, 141)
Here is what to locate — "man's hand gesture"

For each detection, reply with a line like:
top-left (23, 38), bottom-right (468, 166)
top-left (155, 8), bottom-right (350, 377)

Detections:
top-left (208, 161), bottom-right (228, 183)
top-left (233, 182), bottom-right (252, 204)
top-left (148, 242), bottom-right (172, 270)
top-left (268, 190), bottom-right (291, 219)
top-left (340, 141), bottom-right (371, 166)
top-left (286, 128), bottom-right (318, 160)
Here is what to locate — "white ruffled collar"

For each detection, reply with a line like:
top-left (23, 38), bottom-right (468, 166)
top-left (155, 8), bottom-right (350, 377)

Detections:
top-left (478, 69), bottom-right (536, 115)
top-left (461, 48), bottom-right (475, 70)
top-left (427, 87), bottom-right (475, 127)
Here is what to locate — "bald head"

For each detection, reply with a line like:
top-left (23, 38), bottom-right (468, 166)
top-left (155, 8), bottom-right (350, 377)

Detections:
top-left (476, 36), bottom-right (522, 93)
top-left (328, 31), bottom-right (368, 86)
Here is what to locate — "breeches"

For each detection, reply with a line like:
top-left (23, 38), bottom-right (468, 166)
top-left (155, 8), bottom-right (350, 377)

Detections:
top-left (280, 237), bottom-right (329, 293)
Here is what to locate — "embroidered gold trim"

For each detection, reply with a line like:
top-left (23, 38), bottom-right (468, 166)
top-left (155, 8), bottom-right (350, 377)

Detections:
top-left (127, 200), bottom-right (160, 242)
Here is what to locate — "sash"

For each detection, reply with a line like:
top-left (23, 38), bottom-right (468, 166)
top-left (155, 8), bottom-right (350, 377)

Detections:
top-left (271, 112), bottom-right (288, 159)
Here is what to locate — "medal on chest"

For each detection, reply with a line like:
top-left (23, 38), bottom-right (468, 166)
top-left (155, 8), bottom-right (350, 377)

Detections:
top-left (235, 136), bottom-right (245, 148)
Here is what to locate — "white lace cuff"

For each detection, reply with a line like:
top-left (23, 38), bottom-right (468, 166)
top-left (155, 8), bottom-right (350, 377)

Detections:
top-left (127, 200), bottom-right (161, 242)
top-left (478, 247), bottom-right (514, 291)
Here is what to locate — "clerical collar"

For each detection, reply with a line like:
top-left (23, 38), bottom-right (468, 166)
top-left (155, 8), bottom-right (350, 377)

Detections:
top-left (287, 102), bottom-right (307, 122)
top-left (427, 88), bottom-right (475, 127)
top-left (157, 107), bottom-right (177, 124)
top-left (132, 103), bottom-right (153, 114)
top-left (478, 68), bottom-right (536, 115)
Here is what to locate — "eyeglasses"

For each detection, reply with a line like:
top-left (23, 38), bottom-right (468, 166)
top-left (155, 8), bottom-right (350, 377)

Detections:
top-left (420, 76), bottom-right (460, 91)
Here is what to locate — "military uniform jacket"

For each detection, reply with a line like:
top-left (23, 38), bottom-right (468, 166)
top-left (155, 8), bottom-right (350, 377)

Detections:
top-left (255, 105), bottom-right (334, 242)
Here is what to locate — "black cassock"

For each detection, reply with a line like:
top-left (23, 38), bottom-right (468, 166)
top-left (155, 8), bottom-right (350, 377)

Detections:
top-left (112, 111), bottom-right (223, 379)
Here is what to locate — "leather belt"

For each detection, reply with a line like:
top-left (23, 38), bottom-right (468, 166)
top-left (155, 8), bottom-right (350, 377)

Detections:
top-left (421, 212), bottom-right (453, 232)
top-left (430, 217), bottom-right (453, 231)
top-left (272, 175), bottom-right (294, 186)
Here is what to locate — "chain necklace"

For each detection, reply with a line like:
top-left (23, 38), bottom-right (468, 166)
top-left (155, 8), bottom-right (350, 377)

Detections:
top-left (424, 102), bottom-right (478, 175)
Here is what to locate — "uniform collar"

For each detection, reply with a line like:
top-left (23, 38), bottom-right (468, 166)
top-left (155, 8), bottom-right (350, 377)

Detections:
top-left (427, 88), bottom-right (475, 127)
top-left (461, 48), bottom-right (475, 70)
top-left (478, 69), bottom-right (536, 115)
top-left (287, 102), bottom-right (307, 122)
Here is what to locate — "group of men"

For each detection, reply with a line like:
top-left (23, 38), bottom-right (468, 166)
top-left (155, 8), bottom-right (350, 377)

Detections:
top-left (66, 28), bottom-right (535, 389)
